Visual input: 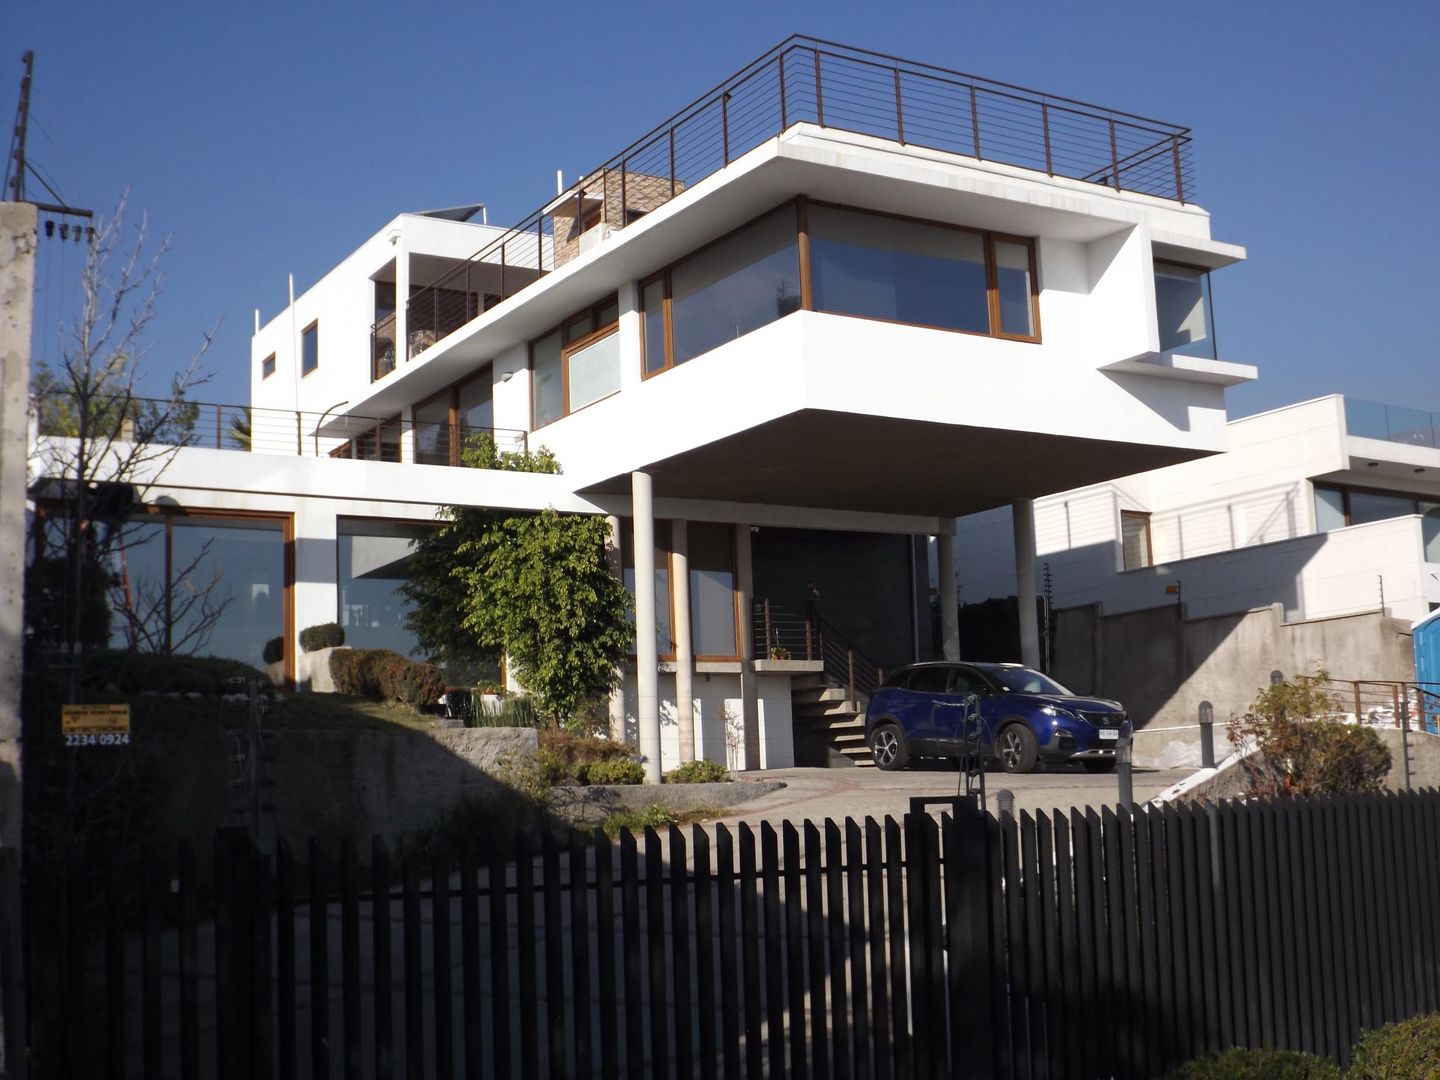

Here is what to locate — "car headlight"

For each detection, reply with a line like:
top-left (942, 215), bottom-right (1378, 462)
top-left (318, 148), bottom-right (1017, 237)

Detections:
top-left (1039, 705), bottom-right (1073, 720)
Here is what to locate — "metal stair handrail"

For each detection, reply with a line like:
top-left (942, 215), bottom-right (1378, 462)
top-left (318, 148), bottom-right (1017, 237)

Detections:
top-left (753, 598), bottom-right (886, 708)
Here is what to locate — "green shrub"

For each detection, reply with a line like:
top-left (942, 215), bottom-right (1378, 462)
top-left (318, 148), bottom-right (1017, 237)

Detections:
top-left (1348, 1013), bottom-right (1440, 1078)
top-left (468, 694), bottom-right (539, 729)
top-left (262, 636), bottom-right (284, 665)
top-left (582, 759), bottom-right (646, 785)
top-left (1164, 1046), bottom-right (1341, 1079)
top-left (298, 622), bottom-right (345, 652)
top-left (82, 651), bottom-right (270, 695)
top-left (328, 648), bottom-right (444, 709)
top-left (666, 759), bottom-right (727, 784)
top-left (602, 804), bottom-right (676, 840)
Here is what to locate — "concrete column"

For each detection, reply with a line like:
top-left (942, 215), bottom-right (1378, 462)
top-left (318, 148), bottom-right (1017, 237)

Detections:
top-left (604, 514), bottom-right (626, 742)
top-left (632, 472), bottom-right (662, 782)
top-left (293, 504), bottom-right (339, 690)
top-left (0, 202), bottom-right (36, 853)
top-left (937, 528), bottom-right (959, 661)
top-left (736, 524), bottom-right (761, 771)
top-left (617, 280), bottom-right (643, 393)
top-left (671, 519), bottom-right (695, 763)
top-left (1013, 497), bottom-right (1041, 669)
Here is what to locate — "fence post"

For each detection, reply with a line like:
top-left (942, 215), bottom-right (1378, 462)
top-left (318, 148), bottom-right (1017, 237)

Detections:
top-left (1108, 119), bottom-right (1121, 190)
top-left (1171, 134), bottom-right (1185, 203)
top-left (1393, 684), bottom-right (1403, 729)
top-left (763, 599), bottom-right (772, 654)
top-left (1198, 700), bottom-right (1215, 768)
top-left (804, 618), bottom-right (813, 661)
top-left (1354, 681), bottom-right (1364, 725)
top-left (294, 412), bottom-right (302, 456)
top-left (813, 47), bottom-right (825, 126)
top-left (848, 648), bottom-right (856, 710)
top-left (215, 403), bottom-right (222, 449)
top-left (722, 92), bottom-right (730, 164)
top-left (1117, 735), bottom-right (1133, 806)
top-left (1042, 102), bottom-right (1053, 175)
top-left (893, 66), bottom-right (905, 144)
top-left (970, 84), bottom-right (981, 159)
top-left (778, 53), bottom-right (788, 130)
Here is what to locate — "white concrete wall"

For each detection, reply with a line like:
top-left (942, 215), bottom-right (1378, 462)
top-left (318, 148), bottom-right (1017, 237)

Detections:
top-left (620, 669), bottom-right (794, 773)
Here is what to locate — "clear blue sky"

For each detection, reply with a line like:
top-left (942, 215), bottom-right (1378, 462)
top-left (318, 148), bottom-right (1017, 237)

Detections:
top-left (5, 0), bottom-right (1437, 417)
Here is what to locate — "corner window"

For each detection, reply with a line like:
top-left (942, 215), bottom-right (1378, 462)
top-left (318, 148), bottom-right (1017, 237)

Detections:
top-left (1315, 483), bottom-right (1440, 559)
top-left (529, 296), bottom-right (620, 430)
top-left (301, 321), bottom-right (319, 376)
top-left (414, 369), bottom-right (494, 467)
top-left (642, 205), bottom-right (801, 376)
top-left (688, 523), bottom-right (738, 659)
top-left (261, 353), bottom-right (275, 380)
top-left (1154, 260), bottom-right (1215, 358)
top-left (1121, 511), bottom-right (1152, 570)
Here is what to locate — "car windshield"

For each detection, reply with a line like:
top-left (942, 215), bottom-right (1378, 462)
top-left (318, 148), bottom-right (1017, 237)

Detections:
top-left (982, 667), bottom-right (1074, 696)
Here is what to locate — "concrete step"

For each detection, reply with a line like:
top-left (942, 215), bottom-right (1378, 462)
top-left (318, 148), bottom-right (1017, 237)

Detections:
top-left (795, 701), bottom-right (863, 721)
top-left (791, 685), bottom-right (853, 705)
top-left (840, 744), bottom-right (876, 765)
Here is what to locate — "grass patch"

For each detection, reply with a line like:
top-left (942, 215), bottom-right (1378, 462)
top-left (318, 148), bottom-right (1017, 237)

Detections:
top-left (600, 804), bottom-right (726, 840)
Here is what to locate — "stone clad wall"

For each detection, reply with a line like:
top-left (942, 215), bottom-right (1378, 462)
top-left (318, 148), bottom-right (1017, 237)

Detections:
top-left (552, 171), bottom-right (683, 268)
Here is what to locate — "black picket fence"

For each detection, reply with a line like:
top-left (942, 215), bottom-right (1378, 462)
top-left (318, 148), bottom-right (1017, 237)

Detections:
top-left (14, 789), bottom-right (1440, 1078)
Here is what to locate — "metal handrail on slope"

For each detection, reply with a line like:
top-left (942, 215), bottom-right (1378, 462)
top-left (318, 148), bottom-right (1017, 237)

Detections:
top-left (754, 598), bottom-right (886, 708)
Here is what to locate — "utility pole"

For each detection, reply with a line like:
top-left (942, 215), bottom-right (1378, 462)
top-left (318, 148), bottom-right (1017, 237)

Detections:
top-left (6, 52), bottom-right (31, 204)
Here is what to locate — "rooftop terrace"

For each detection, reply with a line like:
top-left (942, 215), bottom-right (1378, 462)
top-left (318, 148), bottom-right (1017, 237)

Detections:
top-left (405, 34), bottom-right (1197, 352)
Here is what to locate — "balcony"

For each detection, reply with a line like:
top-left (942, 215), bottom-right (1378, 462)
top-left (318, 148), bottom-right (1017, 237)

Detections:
top-left (406, 34), bottom-right (1196, 358)
top-left (1344, 397), bottom-right (1440, 450)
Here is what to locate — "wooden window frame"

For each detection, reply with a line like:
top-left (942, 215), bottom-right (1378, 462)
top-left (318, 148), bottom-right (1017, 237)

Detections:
top-left (1120, 510), bottom-right (1154, 571)
top-left (688, 522), bottom-right (742, 662)
top-left (301, 320), bottom-right (319, 378)
top-left (412, 366), bottom-right (496, 467)
top-left (261, 353), bottom-right (276, 380)
top-left (639, 197), bottom-right (1043, 381)
top-left (528, 296), bottom-right (621, 431)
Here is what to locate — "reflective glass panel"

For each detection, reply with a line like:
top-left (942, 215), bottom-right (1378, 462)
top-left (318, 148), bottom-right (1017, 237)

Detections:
top-left (689, 523), bottom-right (737, 657)
top-left (338, 521), bottom-right (425, 656)
top-left (567, 330), bottom-right (621, 413)
top-left (1423, 504), bottom-right (1440, 564)
top-left (995, 240), bottom-right (1035, 337)
top-left (810, 205), bottom-right (989, 333)
top-left (1348, 491), bottom-right (1418, 526)
top-left (622, 520), bottom-right (672, 657)
top-left (107, 519), bottom-right (168, 651)
top-left (456, 371), bottom-right (493, 432)
top-left (169, 516), bottom-right (286, 668)
top-left (670, 207), bottom-right (800, 365)
top-left (642, 279), bottom-right (667, 373)
top-left (1314, 486), bottom-right (1347, 532)
top-left (302, 323), bottom-right (319, 374)
top-left (413, 394), bottom-right (451, 466)
top-left (531, 330), bottom-right (563, 429)
top-left (1154, 261), bottom-right (1214, 358)
top-left (1121, 512), bottom-right (1152, 570)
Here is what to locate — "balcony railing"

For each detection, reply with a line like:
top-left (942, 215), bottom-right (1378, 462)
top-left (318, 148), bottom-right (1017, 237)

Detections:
top-left (370, 312), bottom-right (397, 382)
top-left (407, 35), bottom-right (1195, 356)
top-left (32, 394), bottom-right (528, 465)
top-left (1344, 397), bottom-right (1440, 450)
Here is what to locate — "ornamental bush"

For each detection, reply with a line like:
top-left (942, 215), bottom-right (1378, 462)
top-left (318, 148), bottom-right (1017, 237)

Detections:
top-left (665, 759), bottom-right (728, 784)
top-left (328, 648), bottom-right (444, 709)
top-left (1163, 1046), bottom-right (1341, 1079)
top-left (582, 759), bottom-right (646, 786)
top-left (298, 622), bottom-right (345, 652)
top-left (1348, 1013), bottom-right (1440, 1079)
top-left (262, 636), bottom-right (284, 665)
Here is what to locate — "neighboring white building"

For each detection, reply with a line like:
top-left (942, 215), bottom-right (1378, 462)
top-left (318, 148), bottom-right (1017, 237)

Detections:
top-left (31, 37), bottom-right (1256, 774)
top-left (955, 395), bottom-right (1440, 625)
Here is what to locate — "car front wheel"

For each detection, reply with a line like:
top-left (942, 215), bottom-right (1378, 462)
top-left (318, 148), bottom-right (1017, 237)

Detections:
top-left (996, 724), bottom-right (1038, 774)
top-left (869, 723), bottom-right (910, 771)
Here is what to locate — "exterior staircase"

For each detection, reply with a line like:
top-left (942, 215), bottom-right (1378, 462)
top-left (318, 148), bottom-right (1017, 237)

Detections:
top-left (789, 674), bottom-right (874, 767)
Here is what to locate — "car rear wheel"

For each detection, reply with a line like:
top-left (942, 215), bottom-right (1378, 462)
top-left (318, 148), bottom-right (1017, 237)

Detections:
top-left (996, 724), bottom-right (1038, 774)
top-left (869, 724), bottom-right (909, 771)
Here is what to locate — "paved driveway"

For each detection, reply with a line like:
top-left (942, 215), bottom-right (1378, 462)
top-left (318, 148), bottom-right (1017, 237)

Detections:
top-left (711, 763), bottom-right (1193, 830)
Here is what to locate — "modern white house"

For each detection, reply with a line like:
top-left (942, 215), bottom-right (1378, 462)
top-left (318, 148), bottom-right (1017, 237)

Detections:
top-left (954, 395), bottom-right (1440, 625)
top-left (32, 37), bottom-right (1255, 775)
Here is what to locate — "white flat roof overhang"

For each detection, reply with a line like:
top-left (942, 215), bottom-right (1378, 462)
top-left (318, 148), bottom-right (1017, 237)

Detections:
top-left (580, 409), bottom-right (1211, 518)
top-left (337, 124), bottom-right (1240, 426)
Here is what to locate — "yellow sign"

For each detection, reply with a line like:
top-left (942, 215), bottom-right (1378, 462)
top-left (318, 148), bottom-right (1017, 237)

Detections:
top-left (61, 704), bottom-right (131, 738)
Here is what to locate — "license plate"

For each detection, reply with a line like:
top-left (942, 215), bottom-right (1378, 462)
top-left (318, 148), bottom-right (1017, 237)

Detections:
top-left (1098, 729), bottom-right (1120, 741)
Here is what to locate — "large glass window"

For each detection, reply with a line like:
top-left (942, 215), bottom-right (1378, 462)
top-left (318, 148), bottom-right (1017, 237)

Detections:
top-left (1424, 504), bottom-right (1440, 564)
top-left (413, 370), bottom-right (494, 467)
top-left (108, 514), bottom-right (286, 670)
top-left (1314, 486), bottom-right (1347, 532)
top-left (1349, 491), bottom-right (1420, 526)
top-left (338, 520), bottom-right (425, 655)
top-left (1315, 484), bottom-right (1440, 558)
top-left (530, 297), bottom-right (619, 429)
top-left (809, 204), bottom-right (989, 333)
top-left (622, 519), bottom-right (673, 659)
top-left (688, 523), bottom-right (738, 658)
top-left (1154, 260), bottom-right (1215, 358)
top-left (413, 392), bottom-right (452, 467)
top-left (994, 239), bottom-right (1037, 338)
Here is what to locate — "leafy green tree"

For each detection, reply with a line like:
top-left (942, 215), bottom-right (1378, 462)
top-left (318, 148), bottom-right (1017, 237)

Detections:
top-left (403, 444), bottom-right (632, 730)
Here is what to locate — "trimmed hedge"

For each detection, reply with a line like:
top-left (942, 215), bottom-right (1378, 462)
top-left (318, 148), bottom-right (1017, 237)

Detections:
top-left (582, 759), bottom-right (646, 785)
top-left (82, 651), bottom-right (271, 695)
top-left (329, 648), bottom-right (445, 709)
top-left (1164, 1047), bottom-right (1341, 1079)
top-left (1348, 1013), bottom-right (1440, 1078)
top-left (298, 622), bottom-right (345, 653)
top-left (666, 759), bottom-right (727, 784)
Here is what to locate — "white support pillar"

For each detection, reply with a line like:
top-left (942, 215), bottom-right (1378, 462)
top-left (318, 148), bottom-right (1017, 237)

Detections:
top-left (736, 524), bottom-right (760, 771)
top-left (671, 520), bottom-right (695, 763)
top-left (1013, 497), bottom-right (1041, 669)
top-left (604, 514), bottom-right (626, 742)
top-left (293, 505), bottom-right (340, 690)
top-left (632, 472), bottom-right (662, 782)
top-left (937, 528), bottom-right (959, 661)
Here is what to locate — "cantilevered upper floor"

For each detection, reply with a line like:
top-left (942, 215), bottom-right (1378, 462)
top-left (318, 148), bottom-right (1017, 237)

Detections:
top-left (249, 36), bottom-right (1254, 519)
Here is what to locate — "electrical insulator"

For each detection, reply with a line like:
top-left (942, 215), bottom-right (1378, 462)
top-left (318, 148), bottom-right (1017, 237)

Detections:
top-left (58, 223), bottom-right (67, 240)
top-left (43, 219), bottom-right (53, 237)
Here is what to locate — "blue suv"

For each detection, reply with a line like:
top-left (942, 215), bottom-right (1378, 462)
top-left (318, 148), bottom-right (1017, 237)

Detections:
top-left (864, 662), bottom-right (1130, 773)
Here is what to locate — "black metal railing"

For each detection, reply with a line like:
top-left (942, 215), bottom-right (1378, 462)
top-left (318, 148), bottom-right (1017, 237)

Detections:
top-left (755, 598), bottom-right (886, 706)
top-left (16, 789), bottom-right (1440, 1076)
top-left (370, 312), bottom-right (397, 381)
top-left (406, 35), bottom-right (1195, 355)
top-left (33, 393), bottom-right (529, 465)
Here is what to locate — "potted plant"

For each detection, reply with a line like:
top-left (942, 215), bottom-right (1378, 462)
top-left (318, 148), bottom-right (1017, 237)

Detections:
top-left (769, 645), bottom-right (792, 660)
